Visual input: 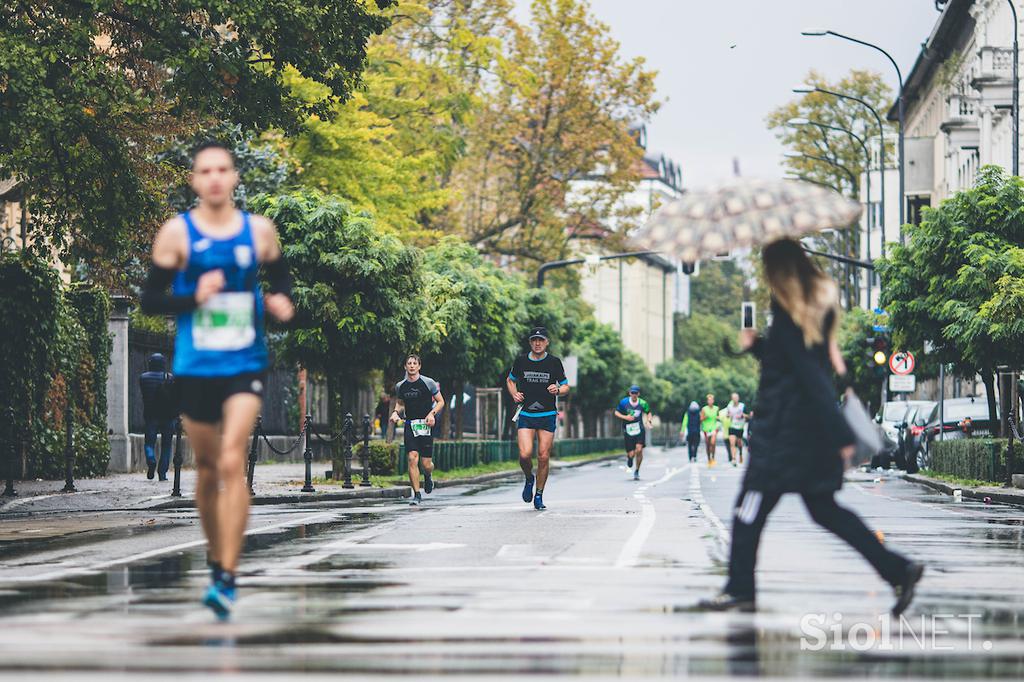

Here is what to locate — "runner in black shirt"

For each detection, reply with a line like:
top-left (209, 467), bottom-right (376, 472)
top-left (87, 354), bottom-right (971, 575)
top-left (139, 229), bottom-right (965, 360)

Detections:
top-left (506, 327), bottom-right (568, 510)
top-left (391, 354), bottom-right (445, 506)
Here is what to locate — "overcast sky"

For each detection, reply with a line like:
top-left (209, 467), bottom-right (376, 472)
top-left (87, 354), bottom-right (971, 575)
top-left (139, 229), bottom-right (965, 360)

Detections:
top-left (513, 0), bottom-right (942, 187)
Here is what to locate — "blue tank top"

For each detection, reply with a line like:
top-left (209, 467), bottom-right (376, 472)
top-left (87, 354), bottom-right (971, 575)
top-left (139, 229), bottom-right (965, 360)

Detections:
top-left (172, 211), bottom-right (268, 377)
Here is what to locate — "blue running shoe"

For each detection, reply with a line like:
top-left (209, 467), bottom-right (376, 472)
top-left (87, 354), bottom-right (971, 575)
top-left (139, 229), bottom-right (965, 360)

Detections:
top-left (203, 581), bottom-right (236, 621)
top-left (533, 492), bottom-right (546, 510)
top-left (522, 475), bottom-right (535, 503)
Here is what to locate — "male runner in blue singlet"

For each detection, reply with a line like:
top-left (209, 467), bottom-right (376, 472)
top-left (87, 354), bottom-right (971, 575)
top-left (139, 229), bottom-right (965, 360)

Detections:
top-left (141, 140), bottom-right (294, 620)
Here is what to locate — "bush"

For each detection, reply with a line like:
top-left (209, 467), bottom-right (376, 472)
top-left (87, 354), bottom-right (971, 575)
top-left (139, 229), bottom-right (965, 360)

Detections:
top-left (352, 440), bottom-right (400, 475)
top-left (930, 438), bottom-right (1008, 483)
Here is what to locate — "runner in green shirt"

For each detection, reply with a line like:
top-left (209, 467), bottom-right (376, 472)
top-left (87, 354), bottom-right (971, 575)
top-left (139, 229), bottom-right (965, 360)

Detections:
top-left (615, 385), bottom-right (652, 480)
top-left (700, 394), bottom-right (720, 467)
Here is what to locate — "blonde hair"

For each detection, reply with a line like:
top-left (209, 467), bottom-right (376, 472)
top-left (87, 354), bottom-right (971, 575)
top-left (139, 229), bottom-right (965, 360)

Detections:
top-left (762, 239), bottom-right (840, 347)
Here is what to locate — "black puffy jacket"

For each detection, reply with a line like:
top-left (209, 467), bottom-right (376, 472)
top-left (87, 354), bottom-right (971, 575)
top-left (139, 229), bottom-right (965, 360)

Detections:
top-left (140, 353), bottom-right (172, 421)
top-left (744, 301), bottom-right (855, 495)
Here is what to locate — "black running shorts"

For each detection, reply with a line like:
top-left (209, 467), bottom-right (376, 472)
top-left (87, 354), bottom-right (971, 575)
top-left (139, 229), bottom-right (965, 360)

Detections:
top-left (177, 372), bottom-right (266, 424)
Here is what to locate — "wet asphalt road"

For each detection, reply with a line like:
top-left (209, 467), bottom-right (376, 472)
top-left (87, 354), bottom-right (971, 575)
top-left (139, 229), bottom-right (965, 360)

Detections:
top-left (1, 446), bottom-right (1024, 680)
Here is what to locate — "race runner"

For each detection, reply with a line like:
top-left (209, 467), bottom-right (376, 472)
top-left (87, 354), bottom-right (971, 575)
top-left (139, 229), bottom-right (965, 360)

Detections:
top-left (700, 394), bottom-right (721, 467)
top-left (391, 354), bottom-right (445, 507)
top-left (614, 385), bottom-right (652, 480)
top-left (506, 327), bottom-right (569, 510)
top-left (724, 392), bottom-right (750, 466)
top-left (140, 139), bottom-right (294, 620)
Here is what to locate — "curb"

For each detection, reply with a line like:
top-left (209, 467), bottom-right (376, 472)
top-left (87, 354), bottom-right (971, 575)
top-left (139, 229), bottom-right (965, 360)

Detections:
top-left (147, 485), bottom-right (411, 510)
top-left (901, 473), bottom-right (1024, 508)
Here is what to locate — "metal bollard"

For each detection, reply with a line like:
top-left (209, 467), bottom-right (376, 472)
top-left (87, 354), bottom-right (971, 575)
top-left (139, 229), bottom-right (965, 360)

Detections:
top-left (170, 418), bottom-right (184, 497)
top-left (360, 414), bottom-right (372, 486)
top-left (301, 413), bottom-right (315, 493)
top-left (247, 416), bottom-right (262, 496)
top-left (5, 408), bottom-right (18, 497)
top-left (342, 412), bottom-right (355, 489)
top-left (62, 397), bottom-right (76, 493)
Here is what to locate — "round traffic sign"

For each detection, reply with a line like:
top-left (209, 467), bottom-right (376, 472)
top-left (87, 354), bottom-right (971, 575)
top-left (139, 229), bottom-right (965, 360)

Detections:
top-left (889, 351), bottom-right (915, 376)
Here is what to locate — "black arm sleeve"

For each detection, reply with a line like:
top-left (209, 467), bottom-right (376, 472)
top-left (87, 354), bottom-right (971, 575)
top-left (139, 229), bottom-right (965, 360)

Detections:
top-left (263, 257), bottom-right (293, 296)
top-left (140, 264), bottom-right (197, 315)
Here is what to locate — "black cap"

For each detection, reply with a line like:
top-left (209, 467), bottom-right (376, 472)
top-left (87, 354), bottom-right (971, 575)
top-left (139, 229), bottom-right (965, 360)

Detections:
top-left (528, 327), bottom-right (549, 341)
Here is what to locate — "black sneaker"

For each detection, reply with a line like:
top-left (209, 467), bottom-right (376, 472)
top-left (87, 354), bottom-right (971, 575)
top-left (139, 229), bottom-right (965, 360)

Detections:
top-left (696, 592), bottom-right (756, 612)
top-left (423, 474), bottom-right (434, 494)
top-left (410, 491), bottom-right (422, 507)
top-left (892, 562), bottom-right (925, 616)
top-left (627, 455), bottom-right (634, 468)
top-left (146, 461), bottom-right (156, 480)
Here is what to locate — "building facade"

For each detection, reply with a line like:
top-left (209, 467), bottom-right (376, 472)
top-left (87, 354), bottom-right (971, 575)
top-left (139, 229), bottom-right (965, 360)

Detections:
top-left (574, 125), bottom-right (682, 371)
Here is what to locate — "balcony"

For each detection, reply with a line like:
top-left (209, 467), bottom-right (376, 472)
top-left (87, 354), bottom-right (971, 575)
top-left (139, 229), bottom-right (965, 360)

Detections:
top-left (972, 46), bottom-right (1014, 86)
top-left (941, 93), bottom-right (979, 129)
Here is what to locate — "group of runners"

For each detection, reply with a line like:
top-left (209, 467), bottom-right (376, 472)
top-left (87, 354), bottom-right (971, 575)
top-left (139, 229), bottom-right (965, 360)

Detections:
top-left (139, 139), bottom-right (748, 620)
top-left (681, 393), bottom-right (750, 467)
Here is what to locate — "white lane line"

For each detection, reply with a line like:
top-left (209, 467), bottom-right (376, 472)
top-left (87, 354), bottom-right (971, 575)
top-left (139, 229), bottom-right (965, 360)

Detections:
top-left (614, 463), bottom-right (689, 568)
top-left (0, 511), bottom-right (339, 584)
top-left (274, 521), bottom-right (401, 571)
top-left (690, 464), bottom-right (730, 546)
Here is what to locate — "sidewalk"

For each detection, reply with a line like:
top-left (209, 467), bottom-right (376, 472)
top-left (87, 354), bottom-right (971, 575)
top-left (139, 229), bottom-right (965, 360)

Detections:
top-left (902, 471), bottom-right (1024, 507)
top-left (0, 453), bottom-right (623, 516)
top-left (0, 461), bottom-right (405, 516)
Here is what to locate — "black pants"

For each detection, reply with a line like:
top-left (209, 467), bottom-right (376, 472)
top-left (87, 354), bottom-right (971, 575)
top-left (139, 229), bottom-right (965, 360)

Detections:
top-left (725, 486), bottom-right (910, 599)
top-left (686, 433), bottom-right (700, 461)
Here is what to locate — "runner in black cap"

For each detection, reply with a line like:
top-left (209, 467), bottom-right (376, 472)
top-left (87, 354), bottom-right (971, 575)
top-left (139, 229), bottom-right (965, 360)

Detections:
top-left (506, 327), bottom-right (568, 510)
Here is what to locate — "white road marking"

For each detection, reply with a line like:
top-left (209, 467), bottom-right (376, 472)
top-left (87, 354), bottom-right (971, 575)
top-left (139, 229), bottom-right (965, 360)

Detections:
top-left (0, 511), bottom-right (339, 584)
top-left (614, 463), bottom-right (689, 568)
top-left (690, 464), bottom-right (730, 546)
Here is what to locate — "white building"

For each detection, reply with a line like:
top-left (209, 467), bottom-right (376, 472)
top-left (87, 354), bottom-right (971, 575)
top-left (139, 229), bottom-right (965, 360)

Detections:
top-left (570, 124), bottom-right (684, 371)
top-left (898, 0), bottom-right (1021, 207)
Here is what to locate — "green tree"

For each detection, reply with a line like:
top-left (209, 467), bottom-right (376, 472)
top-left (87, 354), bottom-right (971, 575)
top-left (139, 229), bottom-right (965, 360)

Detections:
top-left (249, 190), bottom-right (423, 434)
top-left (879, 166), bottom-right (1024, 423)
top-left (446, 0), bottom-right (659, 266)
top-left (1, 1), bottom-right (393, 278)
top-left (418, 237), bottom-right (528, 437)
top-left (655, 359), bottom-right (758, 428)
top-left (571, 319), bottom-right (631, 435)
top-left (766, 69), bottom-right (896, 308)
top-left (688, 260), bottom-right (746, 321)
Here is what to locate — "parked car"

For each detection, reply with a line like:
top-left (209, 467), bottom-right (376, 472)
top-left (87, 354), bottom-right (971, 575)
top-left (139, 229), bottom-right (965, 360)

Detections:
top-left (918, 397), bottom-right (998, 470)
top-left (875, 401), bottom-right (928, 469)
top-left (896, 401), bottom-right (935, 473)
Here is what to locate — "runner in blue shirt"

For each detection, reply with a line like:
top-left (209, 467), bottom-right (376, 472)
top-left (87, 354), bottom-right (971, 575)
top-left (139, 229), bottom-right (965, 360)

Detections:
top-left (141, 140), bottom-right (294, 620)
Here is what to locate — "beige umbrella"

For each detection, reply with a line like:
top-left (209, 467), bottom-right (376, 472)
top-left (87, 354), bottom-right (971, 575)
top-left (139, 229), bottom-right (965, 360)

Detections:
top-left (633, 178), bottom-right (862, 262)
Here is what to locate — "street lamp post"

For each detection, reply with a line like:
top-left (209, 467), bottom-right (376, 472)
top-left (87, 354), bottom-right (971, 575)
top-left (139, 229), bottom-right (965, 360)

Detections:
top-left (794, 84), bottom-right (888, 260)
top-left (801, 29), bottom-right (906, 243)
top-left (784, 151), bottom-right (862, 307)
top-left (787, 117), bottom-right (875, 306)
top-left (1008, 1), bottom-right (1020, 175)
top-left (536, 250), bottom-right (661, 287)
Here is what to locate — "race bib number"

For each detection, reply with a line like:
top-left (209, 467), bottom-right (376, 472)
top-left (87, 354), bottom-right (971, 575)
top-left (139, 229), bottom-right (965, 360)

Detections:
top-left (626, 422), bottom-right (642, 437)
top-left (411, 419), bottom-right (431, 437)
top-left (192, 292), bottom-right (256, 351)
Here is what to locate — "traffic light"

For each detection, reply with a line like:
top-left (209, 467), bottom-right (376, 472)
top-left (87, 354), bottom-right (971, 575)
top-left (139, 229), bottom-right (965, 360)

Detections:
top-left (866, 333), bottom-right (890, 378)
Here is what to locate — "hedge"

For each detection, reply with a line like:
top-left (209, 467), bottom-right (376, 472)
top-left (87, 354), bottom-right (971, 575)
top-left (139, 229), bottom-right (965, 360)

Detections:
top-left (929, 438), bottom-right (1008, 483)
top-left (0, 253), bottom-right (111, 480)
top-left (388, 437), bottom-right (621, 476)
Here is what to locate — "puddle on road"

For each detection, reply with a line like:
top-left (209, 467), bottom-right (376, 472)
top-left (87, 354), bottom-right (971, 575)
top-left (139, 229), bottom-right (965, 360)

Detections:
top-left (0, 512), bottom-right (392, 613)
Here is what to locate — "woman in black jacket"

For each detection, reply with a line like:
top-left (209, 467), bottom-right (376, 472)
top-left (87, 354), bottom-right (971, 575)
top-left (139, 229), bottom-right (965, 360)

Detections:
top-left (699, 239), bottom-right (924, 614)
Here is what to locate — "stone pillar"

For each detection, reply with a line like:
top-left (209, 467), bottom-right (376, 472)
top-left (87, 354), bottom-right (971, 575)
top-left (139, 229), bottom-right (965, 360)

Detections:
top-left (106, 296), bottom-right (131, 472)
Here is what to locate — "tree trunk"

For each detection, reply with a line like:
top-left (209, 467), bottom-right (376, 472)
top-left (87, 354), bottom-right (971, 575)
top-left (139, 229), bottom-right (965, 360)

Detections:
top-left (982, 369), bottom-right (998, 427)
